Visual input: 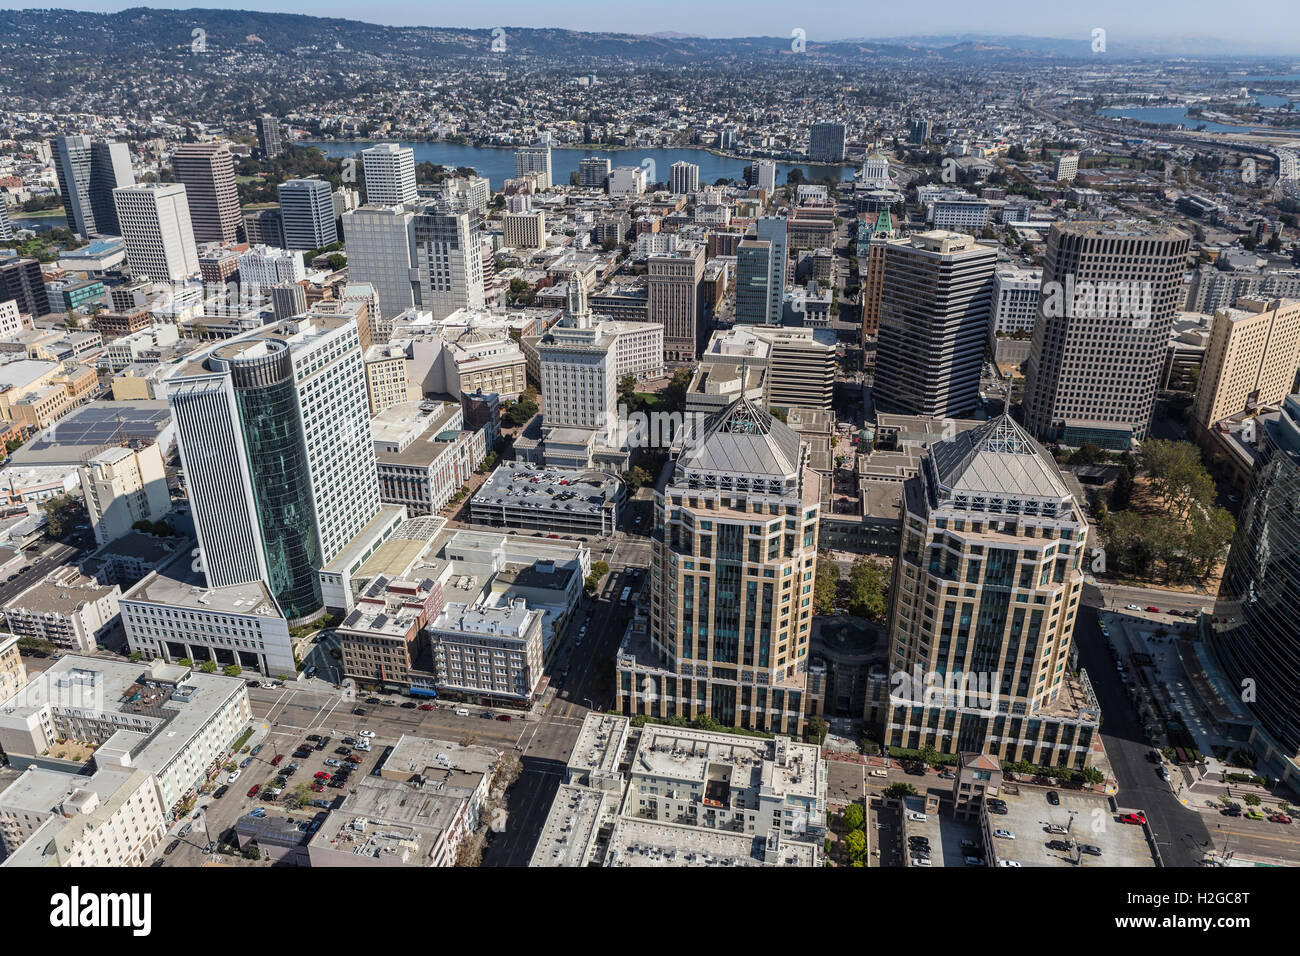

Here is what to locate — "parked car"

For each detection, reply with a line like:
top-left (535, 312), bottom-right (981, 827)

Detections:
top-left (1046, 840), bottom-right (1069, 851)
top-left (306, 734), bottom-right (321, 742)
top-left (1045, 823), bottom-right (1068, 834)
top-left (359, 730), bottom-right (376, 738)
top-left (212, 785), bottom-right (229, 799)
top-left (345, 754), bottom-right (362, 764)
top-left (227, 769), bottom-right (241, 783)
top-left (907, 811), bottom-right (928, 822)
top-left (250, 744), bottom-right (263, 756)
top-left (1145, 606), bottom-right (1160, 613)
top-left (239, 756), bottom-right (252, 768)
top-left (342, 737), bottom-right (356, 746)
top-left (335, 747), bottom-right (352, 756)
top-left (1126, 604), bottom-right (1141, 611)
top-left (165, 840), bottom-right (180, 855)
top-left (994, 829), bottom-right (1015, 840)
top-left (938, 771), bottom-right (955, 780)
top-left (271, 754), bottom-right (284, 766)
top-left (495, 714), bottom-right (513, 722)
top-left (313, 771), bottom-right (330, 780)
top-left (1269, 813), bottom-right (1293, 824)
top-left (998, 860), bottom-right (1022, 867)
top-left (179, 822), bottom-right (193, 837)
top-left (365, 697), bottom-right (381, 704)
top-left (325, 758), bottom-right (341, 767)
top-left (964, 856), bottom-right (984, 866)
top-left (1046, 790), bottom-right (1060, 806)
top-left (353, 707), bottom-right (367, 716)
top-left (1120, 812), bottom-right (1147, 825)
top-left (1080, 844), bottom-right (1103, 856)
top-left (246, 784), bottom-right (260, 797)
top-left (419, 703), bottom-right (435, 711)
top-left (401, 701), bottom-right (417, 709)
top-left (1222, 806), bottom-right (1243, 817)
top-left (911, 856), bottom-right (932, 867)
top-left (1246, 810), bottom-right (1266, 820)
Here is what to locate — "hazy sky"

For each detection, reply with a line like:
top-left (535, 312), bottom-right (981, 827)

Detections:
top-left (3, 0), bottom-right (1298, 50)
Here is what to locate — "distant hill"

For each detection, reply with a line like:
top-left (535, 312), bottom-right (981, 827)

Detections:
top-left (0, 8), bottom-right (1236, 63)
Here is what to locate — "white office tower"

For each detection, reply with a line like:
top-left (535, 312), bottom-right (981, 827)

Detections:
top-left (992, 266), bottom-right (1043, 335)
top-left (79, 442), bottom-right (171, 547)
top-left (751, 160), bottom-right (777, 194)
top-left (0, 201), bottom-right (11, 241)
top-left (342, 205), bottom-right (418, 320)
top-left (441, 176), bottom-right (491, 216)
top-left (112, 183), bottom-right (200, 281)
top-left (277, 178), bottom-right (337, 250)
top-left (361, 143), bottom-right (418, 206)
top-left (755, 216), bottom-right (788, 324)
top-left (669, 161), bottom-right (700, 194)
top-left (51, 135), bottom-right (135, 238)
top-left (237, 244), bottom-right (307, 291)
top-left (514, 144), bottom-right (553, 190)
top-left (414, 207), bottom-right (485, 319)
top-left (608, 166), bottom-right (648, 196)
top-left (165, 316), bottom-right (380, 623)
top-left (539, 310), bottom-right (618, 441)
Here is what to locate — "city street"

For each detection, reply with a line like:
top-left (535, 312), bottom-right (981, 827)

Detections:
top-left (1073, 598), bottom-right (1212, 867)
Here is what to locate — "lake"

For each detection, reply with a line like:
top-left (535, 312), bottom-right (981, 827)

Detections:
top-left (303, 141), bottom-right (856, 192)
top-left (1099, 107), bottom-right (1262, 133)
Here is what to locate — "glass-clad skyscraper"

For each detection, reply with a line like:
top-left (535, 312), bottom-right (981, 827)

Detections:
top-left (221, 340), bottom-right (323, 619)
top-left (1211, 394), bottom-right (1300, 768)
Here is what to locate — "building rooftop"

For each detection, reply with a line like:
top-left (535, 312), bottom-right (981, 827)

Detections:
top-left (928, 414), bottom-right (1073, 507)
top-left (471, 461), bottom-right (622, 516)
top-left (122, 545), bottom-right (280, 619)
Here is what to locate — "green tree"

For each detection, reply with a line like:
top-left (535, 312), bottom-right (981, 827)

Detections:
top-left (842, 803), bottom-right (865, 831)
top-left (847, 557), bottom-right (889, 622)
top-left (843, 828), bottom-right (866, 860)
top-left (806, 715), bottom-right (829, 745)
top-left (814, 559), bottom-right (840, 614)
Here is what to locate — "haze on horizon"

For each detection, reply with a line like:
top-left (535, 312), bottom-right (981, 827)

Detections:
top-left (3, 0), bottom-right (1299, 53)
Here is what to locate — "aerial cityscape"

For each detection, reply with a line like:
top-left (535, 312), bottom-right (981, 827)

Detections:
top-left (0, 0), bottom-right (1295, 915)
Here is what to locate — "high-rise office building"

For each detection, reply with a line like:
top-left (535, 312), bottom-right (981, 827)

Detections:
top-left (992, 265), bottom-right (1043, 335)
top-left (1054, 152), bottom-right (1080, 183)
top-left (859, 209), bottom-right (895, 340)
top-left (617, 397), bottom-right (820, 735)
top-left (578, 156), bottom-right (610, 188)
top-left (646, 242), bottom-right (706, 361)
top-left (112, 183), bottom-right (200, 282)
top-left (514, 144), bottom-right (552, 190)
top-left (756, 218), bottom-right (788, 322)
top-left (238, 244), bottom-right (307, 290)
top-left (669, 161), bottom-right (700, 194)
top-left (883, 414), bottom-right (1097, 768)
top-left (1022, 221), bottom-right (1190, 448)
top-left (51, 135), bottom-right (135, 238)
top-left (170, 142), bottom-right (241, 244)
top-left (874, 230), bottom-right (996, 417)
top-left (361, 143), bottom-right (418, 206)
top-left (79, 443), bottom-right (171, 548)
top-left (1211, 394), bottom-right (1300, 788)
top-left (808, 122), bottom-right (847, 163)
top-left (503, 210), bottom-right (546, 250)
top-left (165, 316), bottom-right (380, 622)
top-left (1191, 298), bottom-right (1300, 436)
top-left (0, 259), bottom-right (51, 318)
top-left (256, 114), bottom-right (283, 159)
top-left (413, 206), bottom-right (485, 319)
top-left (747, 160), bottom-right (777, 194)
top-left (909, 118), bottom-right (932, 144)
top-left (0, 201), bottom-right (12, 242)
top-left (270, 281), bottom-right (308, 321)
top-left (244, 208), bottom-right (284, 247)
top-left (735, 240), bottom-right (775, 326)
top-left (277, 178), bottom-right (337, 250)
top-left (342, 205), bottom-right (417, 319)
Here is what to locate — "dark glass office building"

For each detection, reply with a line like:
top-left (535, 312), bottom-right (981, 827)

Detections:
top-left (223, 339), bottom-right (323, 620)
top-left (1211, 394), bottom-right (1300, 767)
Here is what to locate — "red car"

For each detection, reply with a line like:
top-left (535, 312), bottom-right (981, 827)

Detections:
top-left (418, 703), bottom-right (435, 711)
top-left (247, 784), bottom-right (260, 797)
top-left (314, 771), bottom-right (330, 780)
top-left (1120, 812), bottom-right (1147, 825)
top-left (309, 781), bottom-right (324, 792)
top-left (1269, 813), bottom-right (1292, 824)
top-left (1145, 606), bottom-right (1160, 613)
top-left (495, 714), bottom-right (513, 722)
top-left (271, 753), bottom-right (284, 766)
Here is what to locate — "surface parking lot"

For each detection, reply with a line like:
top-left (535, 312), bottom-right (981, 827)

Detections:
top-left (900, 796), bottom-right (985, 868)
top-left (985, 786), bottom-right (1158, 868)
